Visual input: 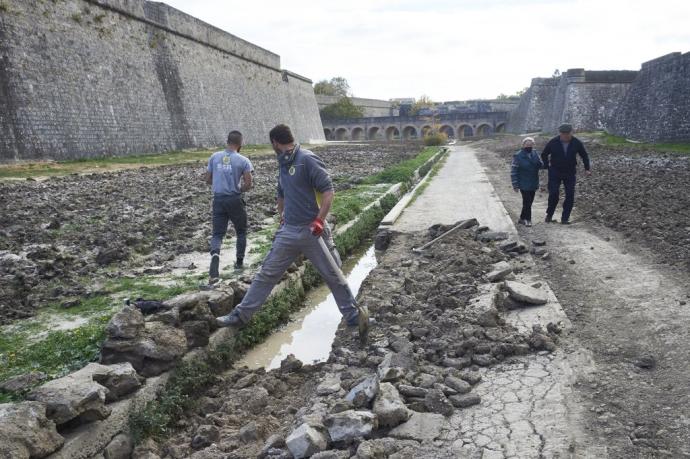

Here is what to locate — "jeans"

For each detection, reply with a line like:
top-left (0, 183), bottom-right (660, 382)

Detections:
top-left (519, 190), bottom-right (536, 221)
top-left (210, 194), bottom-right (247, 261)
top-left (233, 223), bottom-right (357, 324)
top-left (546, 169), bottom-right (576, 222)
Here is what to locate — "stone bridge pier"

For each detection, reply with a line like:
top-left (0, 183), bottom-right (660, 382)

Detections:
top-left (322, 112), bottom-right (508, 141)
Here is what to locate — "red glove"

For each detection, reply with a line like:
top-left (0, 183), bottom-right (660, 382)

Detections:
top-left (309, 217), bottom-right (324, 236)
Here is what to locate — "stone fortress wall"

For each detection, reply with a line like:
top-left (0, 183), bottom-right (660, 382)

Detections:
top-left (0, 0), bottom-right (324, 162)
top-left (608, 52), bottom-right (690, 142)
top-left (509, 69), bottom-right (638, 135)
top-left (508, 52), bottom-right (690, 142)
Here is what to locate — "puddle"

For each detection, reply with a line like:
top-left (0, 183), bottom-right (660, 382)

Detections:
top-left (238, 244), bottom-right (378, 370)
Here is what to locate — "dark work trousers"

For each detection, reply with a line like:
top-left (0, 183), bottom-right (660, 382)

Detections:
top-left (546, 169), bottom-right (577, 222)
top-left (519, 190), bottom-right (536, 221)
top-left (210, 194), bottom-right (247, 261)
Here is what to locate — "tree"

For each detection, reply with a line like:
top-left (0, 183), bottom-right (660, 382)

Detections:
top-left (319, 97), bottom-right (364, 120)
top-left (496, 87), bottom-right (528, 100)
top-left (314, 77), bottom-right (351, 97)
top-left (410, 95), bottom-right (435, 116)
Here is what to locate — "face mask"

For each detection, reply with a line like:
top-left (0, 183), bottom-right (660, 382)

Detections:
top-left (276, 145), bottom-right (298, 165)
top-left (524, 147), bottom-right (533, 152)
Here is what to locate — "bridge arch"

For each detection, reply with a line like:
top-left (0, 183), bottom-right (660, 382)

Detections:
top-left (367, 126), bottom-right (381, 140)
top-left (323, 128), bottom-right (333, 140)
top-left (385, 126), bottom-right (400, 141)
top-left (457, 124), bottom-right (473, 138)
top-left (439, 125), bottom-right (455, 138)
top-left (495, 123), bottom-right (506, 133)
top-left (402, 125), bottom-right (418, 140)
top-left (476, 123), bottom-right (493, 137)
top-left (421, 125), bottom-right (432, 137)
top-left (335, 127), bottom-right (349, 141)
top-left (351, 127), bottom-right (365, 141)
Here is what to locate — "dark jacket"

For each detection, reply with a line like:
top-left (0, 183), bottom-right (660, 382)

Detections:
top-left (511, 149), bottom-right (542, 191)
top-left (541, 136), bottom-right (590, 175)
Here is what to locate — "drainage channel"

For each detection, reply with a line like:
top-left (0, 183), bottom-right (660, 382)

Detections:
top-left (237, 243), bottom-right (378, 370)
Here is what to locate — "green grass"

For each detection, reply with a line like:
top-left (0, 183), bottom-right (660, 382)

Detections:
top-left (0, 316), bottom-right (110, 402)
top-left (589, 132), bottom-right (690, 155)
top-left (0, 273), bottom-right (201, 400)
top-left (330, 184), bottom-right (390, 225)
top-left (362, 146), bottom-right (439, 184)
top-left (0, 145), bottom-right (275, 179)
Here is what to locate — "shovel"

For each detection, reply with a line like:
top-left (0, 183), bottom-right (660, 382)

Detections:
top-left (316, 236), bottom-right (370, 344)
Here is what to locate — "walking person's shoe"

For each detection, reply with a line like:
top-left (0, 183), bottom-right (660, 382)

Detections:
top-left (209, 252), bottom-right (220, 284)
top-left (525, 220), bottom-right (533, 227)
top-left (517, 219), bottom-right (526, 225)
top-left (560, 220), bottom-right (571, 225)
top-left (216, 310), bottom-right (244, 328)
top-left (234, 259), bottom-right (244, 270)
top-left (545, 215), bottom-right (557, 223)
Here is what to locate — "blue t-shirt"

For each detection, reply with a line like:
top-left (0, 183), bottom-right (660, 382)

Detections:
top-left (207, 149), bottom-right (253, 196)
top-left (276, 146), bottom-right (333, 226)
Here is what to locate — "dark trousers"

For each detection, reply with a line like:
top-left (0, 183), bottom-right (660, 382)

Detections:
top-left (211, 194), bottom-right (247, 261)
top-left (519, 190), bottom-right (536, 221)
top-left (546, 169), bottom-right (576, 222)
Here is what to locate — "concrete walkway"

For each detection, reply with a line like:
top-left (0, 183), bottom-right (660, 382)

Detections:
top-left (393, 145), bottom-right (514, 233)
top-left (391, 145), bottom-right (602, 458)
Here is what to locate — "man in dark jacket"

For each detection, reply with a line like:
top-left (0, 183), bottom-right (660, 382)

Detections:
top-left (541, 124), bottom-right (592, 224)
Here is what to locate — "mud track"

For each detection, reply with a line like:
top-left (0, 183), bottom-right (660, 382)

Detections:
top-left (477, 136), bottom-right (690, 458)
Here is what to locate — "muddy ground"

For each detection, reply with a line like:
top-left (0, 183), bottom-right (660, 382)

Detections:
top-left (485, 135), bottom-right (690, 272)
top-left (0, 144), bottom-right (420, 325)
top-left (477, 137), bottom-right (690, 458)
top-left (144, 223), bottom-right (561, 459)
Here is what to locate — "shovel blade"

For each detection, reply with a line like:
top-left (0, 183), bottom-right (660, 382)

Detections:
top-left (358, 303), bottom-right (370, 344)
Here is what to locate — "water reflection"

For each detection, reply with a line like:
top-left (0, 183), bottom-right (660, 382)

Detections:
top-left (238, 245), bottom-right (377, 370)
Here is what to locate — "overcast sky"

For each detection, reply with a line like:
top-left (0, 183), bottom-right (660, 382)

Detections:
top-left (162, 0), bottom-right (689, 101)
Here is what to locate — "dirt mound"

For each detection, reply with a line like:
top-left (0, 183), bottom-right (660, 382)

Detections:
top-left (155, 224), bottom-right (558, 458)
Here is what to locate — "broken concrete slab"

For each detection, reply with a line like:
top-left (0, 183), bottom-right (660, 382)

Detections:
top-left (285, 423), bottom-right (328, 459)
top-left (388, 412), bottom-right (447, 441)
top-left (324, 410), bottom-right (377, 443)
top-left (372, 382), bottom-right (411, 428)
top-left (504, 281), bottom-right (548, 305)
top-left (486, 261), bottom-right (513, 282)
top-left (345, 375), bottom-right (379, 408)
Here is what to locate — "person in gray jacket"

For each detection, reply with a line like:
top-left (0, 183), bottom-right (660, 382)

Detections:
top-left (216, 124), bottom-right (359, 328)
top-left (511, 137), bottom-right (542, 227)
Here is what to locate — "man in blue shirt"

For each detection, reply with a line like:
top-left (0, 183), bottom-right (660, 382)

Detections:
top-left (216, 124), bottom-right (359, 328)
top-left (541, 124), bottom-right (592, 224)
top-left (205, 130), bottom-right (254, 282)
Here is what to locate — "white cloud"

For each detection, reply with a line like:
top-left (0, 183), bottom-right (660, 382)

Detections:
top-left (162, 0), bottom-right (689, 101)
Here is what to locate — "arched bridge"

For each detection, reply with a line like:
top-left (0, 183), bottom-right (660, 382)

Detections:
top-left (322, 112), bottom-right (508, 141)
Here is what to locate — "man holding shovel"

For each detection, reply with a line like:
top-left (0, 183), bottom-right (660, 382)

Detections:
top-left (216, 124), bottom-right (363, 332)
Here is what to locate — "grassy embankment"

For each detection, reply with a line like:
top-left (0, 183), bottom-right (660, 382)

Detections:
top-left (0, 145), bottom-right (276, 179)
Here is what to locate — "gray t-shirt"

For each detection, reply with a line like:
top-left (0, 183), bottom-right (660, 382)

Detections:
top-left (207, 149), bottom-right (254, 196)
top-left (276, 146), bottom-right (333, 226)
